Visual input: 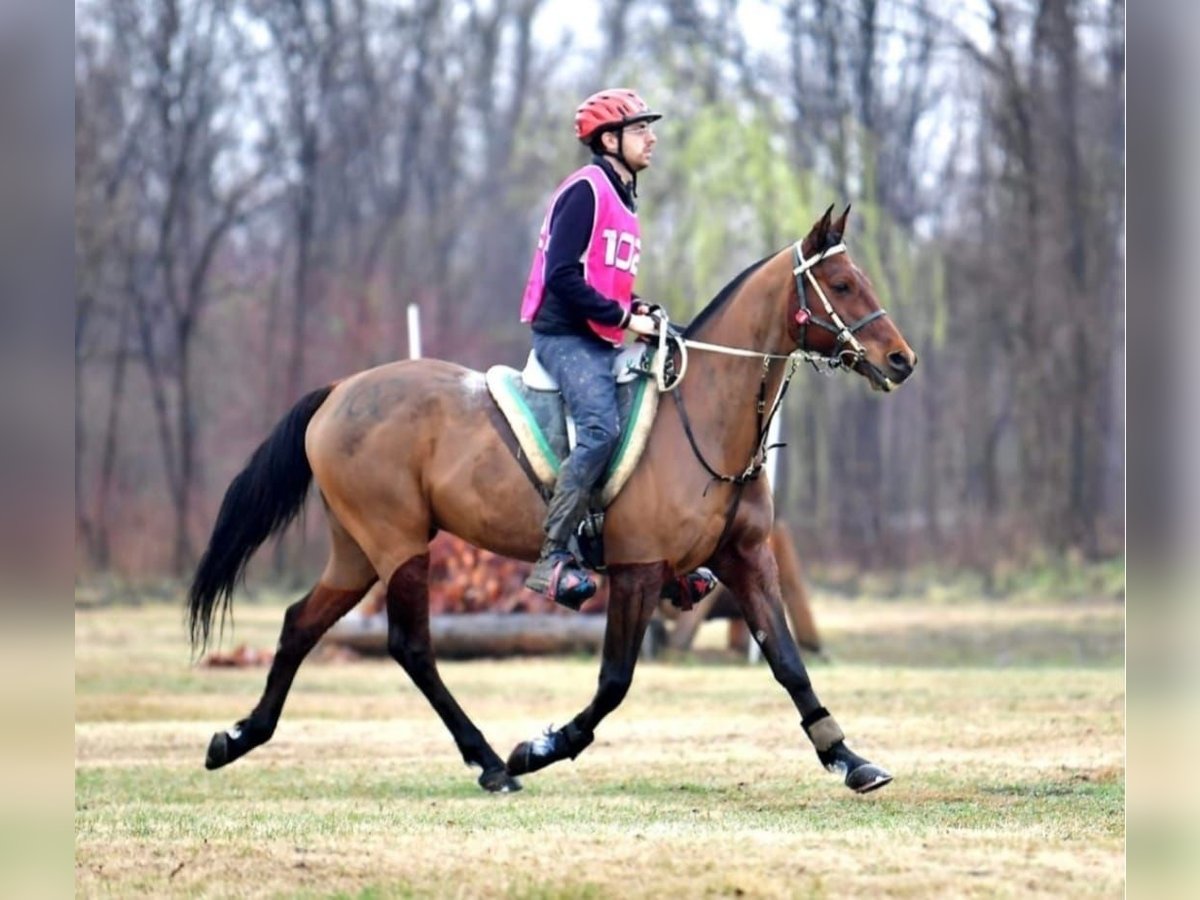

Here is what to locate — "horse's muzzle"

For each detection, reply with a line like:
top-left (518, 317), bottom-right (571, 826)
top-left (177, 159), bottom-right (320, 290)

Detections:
top-left (886, 349), bottom-right (917, 382)
top-left (860, 349), bottom-right (917, 391)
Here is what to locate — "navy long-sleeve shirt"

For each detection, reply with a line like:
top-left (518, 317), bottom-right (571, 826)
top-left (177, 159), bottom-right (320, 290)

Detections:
top-left (531, 156), bottom-right (637, 337)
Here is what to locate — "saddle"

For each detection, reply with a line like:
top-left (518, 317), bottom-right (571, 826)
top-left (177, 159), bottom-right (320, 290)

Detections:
top-left (486, 346), bottom-right (659, 572)
top-left (486, 342), bottom-right (718, 610)
top-left (485, 346), bottom-right (660, 508)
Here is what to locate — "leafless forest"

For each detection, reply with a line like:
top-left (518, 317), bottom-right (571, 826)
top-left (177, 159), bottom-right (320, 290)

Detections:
top-left (74, 0), bottom-right (1125, 583)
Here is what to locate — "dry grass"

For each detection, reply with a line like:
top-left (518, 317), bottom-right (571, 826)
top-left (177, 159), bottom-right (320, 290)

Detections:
top-left (76, 600), bottom-right (1124, 898)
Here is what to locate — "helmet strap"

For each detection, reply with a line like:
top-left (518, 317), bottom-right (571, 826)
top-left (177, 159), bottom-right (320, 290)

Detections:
top-left (591, 128), bottom-right (639, 206)
top-left (616, 129), bottom-right (638, 199)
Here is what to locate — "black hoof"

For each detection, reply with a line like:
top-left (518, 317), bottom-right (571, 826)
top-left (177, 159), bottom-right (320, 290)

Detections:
top-left (819, 741), bottom-right (893, 794)
top-left (845, 763), bottom-right (893, 794)
top-left (205, 731), bottom-right (231, 770)
top-left (205, 721), bottom-right (266, 770)
top-left (478, 768), bottom-right (523, 793)
top-left (506, 724), bottom-right (594, 777)
top-left (505, 739), bottom-right (545, 777)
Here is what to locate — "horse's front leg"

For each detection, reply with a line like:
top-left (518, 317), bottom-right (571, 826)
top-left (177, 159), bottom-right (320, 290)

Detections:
top-left (712, 539), bottom-right (892, 794)
top-left (507, 562), bottom-right (666, 777)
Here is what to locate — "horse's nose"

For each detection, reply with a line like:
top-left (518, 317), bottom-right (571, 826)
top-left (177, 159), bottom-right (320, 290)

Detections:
top-left (887, 349), bottom-right (917, 381)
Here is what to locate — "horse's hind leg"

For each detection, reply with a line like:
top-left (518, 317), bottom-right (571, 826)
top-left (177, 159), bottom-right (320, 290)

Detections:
top-left (385, 552), bottom-right (519, 793)
top-left (507, 562), bottom-right (666, 777)
top-left (205, 518), bottom-right (375, 770)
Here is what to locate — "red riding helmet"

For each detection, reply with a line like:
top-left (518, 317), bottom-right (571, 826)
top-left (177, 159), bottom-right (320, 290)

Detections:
top-left (574, 89), bottom-right (662, 143)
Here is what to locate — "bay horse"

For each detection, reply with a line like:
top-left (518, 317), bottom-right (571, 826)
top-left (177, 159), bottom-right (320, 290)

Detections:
top-left (188, 205), bottom-right (917, 794)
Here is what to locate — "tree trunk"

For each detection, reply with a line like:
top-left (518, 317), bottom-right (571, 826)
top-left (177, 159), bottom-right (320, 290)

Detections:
top-left (75, 295), bottom-right (95, 564)
top-left (95, 304), bottom-right (133, 569)
top-left (173, 322), bottom-right (196, 574)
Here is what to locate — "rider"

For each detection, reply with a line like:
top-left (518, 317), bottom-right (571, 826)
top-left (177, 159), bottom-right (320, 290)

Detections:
top-left (519, 88), bottom-right (662, 608)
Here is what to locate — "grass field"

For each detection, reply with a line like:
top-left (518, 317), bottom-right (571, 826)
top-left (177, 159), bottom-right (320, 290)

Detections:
top-left (75, 596), bottom-right (1124, 898)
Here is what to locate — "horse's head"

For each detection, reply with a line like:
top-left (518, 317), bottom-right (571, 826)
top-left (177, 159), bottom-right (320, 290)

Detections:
top-left (788, 205), bottom-right (918, 391)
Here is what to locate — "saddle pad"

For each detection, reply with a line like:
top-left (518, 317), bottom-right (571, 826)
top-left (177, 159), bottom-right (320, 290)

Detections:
top-left (485, 365), bottom-right (659, 507)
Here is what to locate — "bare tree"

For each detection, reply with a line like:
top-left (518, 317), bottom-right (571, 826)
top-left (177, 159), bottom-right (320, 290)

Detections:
top-left (77, 0), bottom-right (265, 572)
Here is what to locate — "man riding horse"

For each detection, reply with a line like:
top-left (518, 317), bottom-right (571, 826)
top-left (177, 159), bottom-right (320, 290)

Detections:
top-left (521, 88), bottom-right (696, 609)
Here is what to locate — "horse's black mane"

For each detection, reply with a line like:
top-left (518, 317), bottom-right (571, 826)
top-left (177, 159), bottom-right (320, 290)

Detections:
top-left (681, 253), bottom-right (775, 338)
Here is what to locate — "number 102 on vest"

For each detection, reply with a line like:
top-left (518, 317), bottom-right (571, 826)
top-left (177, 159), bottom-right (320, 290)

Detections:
top-left (601, 229), bottom-right (641, 274)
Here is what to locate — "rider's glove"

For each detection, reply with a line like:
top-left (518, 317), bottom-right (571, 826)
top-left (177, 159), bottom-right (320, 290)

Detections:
top-left (627, 313), bottom-right (658, 337)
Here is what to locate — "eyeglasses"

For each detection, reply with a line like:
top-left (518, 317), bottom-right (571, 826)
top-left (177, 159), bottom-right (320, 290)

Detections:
top-left (623, 121), bottom-right (655, 137)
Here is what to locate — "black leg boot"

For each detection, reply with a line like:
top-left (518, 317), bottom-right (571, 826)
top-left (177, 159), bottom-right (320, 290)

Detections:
top-left (525, 480), bottom-right (597, 610)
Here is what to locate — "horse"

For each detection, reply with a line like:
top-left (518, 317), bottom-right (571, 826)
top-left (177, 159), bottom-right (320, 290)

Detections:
top-left (188, 205), bottom-right (918, 794)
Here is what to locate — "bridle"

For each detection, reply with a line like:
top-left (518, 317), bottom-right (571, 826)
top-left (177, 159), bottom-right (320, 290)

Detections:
top-left (657, 238), bottom-right (893, 492)
top-left (791, 241), bottom-right (889, 370)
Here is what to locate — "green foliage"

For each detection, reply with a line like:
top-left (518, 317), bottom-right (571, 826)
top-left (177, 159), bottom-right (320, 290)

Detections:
top-left (991, 554), bottom-right (1127, 601)
top-left (816, 555), bottom-right (1126, 607)
top-left (637, 104), bottom-right (829, 317)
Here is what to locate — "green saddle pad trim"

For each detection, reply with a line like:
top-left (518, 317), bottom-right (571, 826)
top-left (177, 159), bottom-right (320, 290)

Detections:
top-left (605, 375), bottom-right (650, 479)
top-left (494, 374), bottom-right (563, 476)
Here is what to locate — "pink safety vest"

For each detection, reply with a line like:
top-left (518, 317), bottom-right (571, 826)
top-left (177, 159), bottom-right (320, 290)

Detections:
top-left (520, 165), bottom-right (640, 346)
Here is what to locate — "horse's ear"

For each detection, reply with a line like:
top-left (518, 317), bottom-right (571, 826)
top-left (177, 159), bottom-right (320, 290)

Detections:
top-left (833, 204), bottom-right (851, 238)
top-left (807, 204), bottom-right (836, 248)
top-left (819, 203), bottom-right (835, 233)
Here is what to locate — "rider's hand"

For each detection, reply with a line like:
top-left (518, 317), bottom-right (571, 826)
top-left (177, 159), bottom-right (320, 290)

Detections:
top-left (633, 300), bottom-right (663, 317)
top-left (627, 313), bottom-right (658, 336)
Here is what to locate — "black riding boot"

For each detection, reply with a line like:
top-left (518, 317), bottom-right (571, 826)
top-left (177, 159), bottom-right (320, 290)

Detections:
top-left (525, 480), bottom-right (597, 610)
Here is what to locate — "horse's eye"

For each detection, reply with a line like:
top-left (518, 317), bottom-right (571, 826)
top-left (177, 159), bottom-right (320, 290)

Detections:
top-left (832, 282), bottom-right (851, 294)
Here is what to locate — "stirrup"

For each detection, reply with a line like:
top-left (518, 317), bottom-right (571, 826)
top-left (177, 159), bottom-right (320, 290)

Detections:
top-left (575, 509), bottom-right (606, 572)
top-left (661, 567), bottom-right (719, 611)
top-left (526, 552), bottom-right (597, 611)
top-left (547, 557), bottom-right (597, 611)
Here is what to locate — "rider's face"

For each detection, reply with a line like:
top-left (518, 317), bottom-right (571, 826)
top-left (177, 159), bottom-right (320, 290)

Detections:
top-left (603, 121), bottom-right (657, 172)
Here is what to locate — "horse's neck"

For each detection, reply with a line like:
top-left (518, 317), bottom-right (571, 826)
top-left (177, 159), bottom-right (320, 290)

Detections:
top-left (683, 255), bottom-right (793, 473)
top-left (702, 267), bottom-right (789, 356)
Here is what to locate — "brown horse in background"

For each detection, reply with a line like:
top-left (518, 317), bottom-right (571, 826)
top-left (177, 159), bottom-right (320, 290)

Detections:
top-left (188, 206), bottom-right (917, 794)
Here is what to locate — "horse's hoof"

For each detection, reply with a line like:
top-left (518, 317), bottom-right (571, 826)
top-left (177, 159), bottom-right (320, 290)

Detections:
top-left (506, 732), bottom-right (560, 777)
top-left (818, 741), bottom-right (892, 794)
top-left (205, 731), bottom-right (230, 770)
top-left (506, 725), bottom-right (591, 777)
top-left (505, 740), bottom-right (537, 777)
top-left (479, 768), bottom-right (523, 793)
top-left (845, 763), bottom-right (893, 794)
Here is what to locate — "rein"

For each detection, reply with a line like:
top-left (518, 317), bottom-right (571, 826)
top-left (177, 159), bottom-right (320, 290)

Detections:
top-left (672, 352), bottom-right (800, 490)
top-left (657, 240), bottom-right (891, 493)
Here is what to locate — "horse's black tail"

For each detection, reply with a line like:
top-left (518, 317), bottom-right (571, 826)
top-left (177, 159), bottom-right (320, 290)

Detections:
top-left (188, 385), bottom-right (335, 653)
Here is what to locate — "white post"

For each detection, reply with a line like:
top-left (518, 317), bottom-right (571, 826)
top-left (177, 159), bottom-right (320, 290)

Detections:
top-left (407, 303), bottom-right (422, 360)
top-left (748, 411), bottom-right (784, 664)
top-left (764, 411), bottom-right (783, 487)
